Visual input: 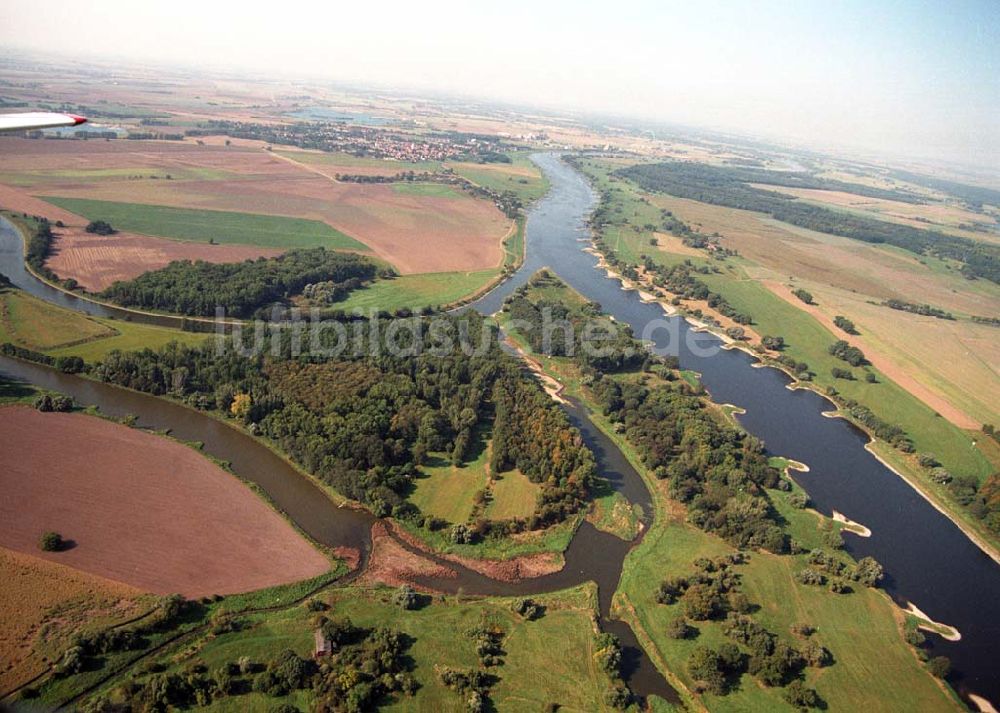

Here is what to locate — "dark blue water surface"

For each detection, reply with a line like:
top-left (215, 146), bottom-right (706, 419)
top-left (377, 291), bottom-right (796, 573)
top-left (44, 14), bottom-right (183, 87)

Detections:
top-left (474, 153), bottom-right (1000, 706)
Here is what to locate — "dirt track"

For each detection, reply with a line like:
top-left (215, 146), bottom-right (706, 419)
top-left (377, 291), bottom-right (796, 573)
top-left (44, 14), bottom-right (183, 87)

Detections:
top-left (0, 407), bottom-right (330, 597)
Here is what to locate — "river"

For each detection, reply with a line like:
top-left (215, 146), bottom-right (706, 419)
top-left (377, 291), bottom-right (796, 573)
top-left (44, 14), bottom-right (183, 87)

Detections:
top-left (2, 153), bottom-right (998, 706)
top-left (474, 152), bottom-right (1000, 706)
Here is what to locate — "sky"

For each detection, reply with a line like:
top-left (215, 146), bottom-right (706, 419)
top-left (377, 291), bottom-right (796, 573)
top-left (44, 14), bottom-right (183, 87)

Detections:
top-left (2, 0), bottom-right (998, 168)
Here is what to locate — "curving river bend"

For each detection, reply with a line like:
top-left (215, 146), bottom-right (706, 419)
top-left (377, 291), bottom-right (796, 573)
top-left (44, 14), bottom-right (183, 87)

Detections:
top-left (1, 153), bottom-right (998, 706)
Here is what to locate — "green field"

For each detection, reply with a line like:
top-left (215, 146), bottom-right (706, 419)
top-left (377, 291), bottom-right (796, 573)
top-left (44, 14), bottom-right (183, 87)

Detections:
top-left (409, 428), bottom-right (492, 524)
top-left (697, 268), bottom-right (992, 481)
top-left (487, 469), bottom-right (540, 520)
top-left (85, 584), bottom-right (621, 713)
top-left (0, 167), bottom-right (231, 186)
top-left (449, 153), bottom-right (549, 204)
top-left (0, 287), bottom-right (208, 362)
top-left (335, 269), bottom-right (499, 313)
top-left (42, 196), bottom-right (369, 251)
top-left (391, 182), bottom-right (463, 198)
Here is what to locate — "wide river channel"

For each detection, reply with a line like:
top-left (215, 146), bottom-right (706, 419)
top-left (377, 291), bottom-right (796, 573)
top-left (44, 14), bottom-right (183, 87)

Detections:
top-left (1, 153), bottom-right (998, 706)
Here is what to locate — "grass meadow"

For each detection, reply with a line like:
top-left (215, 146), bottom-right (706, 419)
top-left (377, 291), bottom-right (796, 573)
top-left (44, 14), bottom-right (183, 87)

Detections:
top-left (0, 287), bottom-right (208, 361)
top-left (95, 584), bottom-right (620, 713)
top-left (336, 269), bottom-right (500, 313)
top-left (42, 196), bottom-right (368, 251)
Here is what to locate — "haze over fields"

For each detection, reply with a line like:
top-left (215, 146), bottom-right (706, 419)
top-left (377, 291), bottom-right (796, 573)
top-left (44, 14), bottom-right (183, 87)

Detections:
top-left (1, 0), bottom-right (998, 170)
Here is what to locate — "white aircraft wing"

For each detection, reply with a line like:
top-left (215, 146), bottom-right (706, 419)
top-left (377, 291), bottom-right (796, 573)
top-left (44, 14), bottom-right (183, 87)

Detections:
top-left (0, 112), bottom-right (87, 133)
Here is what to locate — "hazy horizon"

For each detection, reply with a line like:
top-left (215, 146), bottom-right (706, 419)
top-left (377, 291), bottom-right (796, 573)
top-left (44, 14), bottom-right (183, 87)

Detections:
top-left (1, 0), bottom-right (997, 169)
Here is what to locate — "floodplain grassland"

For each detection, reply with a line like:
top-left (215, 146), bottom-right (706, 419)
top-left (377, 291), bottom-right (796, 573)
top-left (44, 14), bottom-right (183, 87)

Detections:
top-left (334, 269), bottom-right (501, 313)
top-left (0, 288), bottom-right (115, 350)
top-left (41, 196), bottom-right (368, 251)
top-left (0, 546), bottom-right (151, 694)
top-left (615, 495), bottom-right (960, 713)
top-left (486, 469), bottom-right (542, 521)
top-left (84, 584), bottom-right (621, 713)
top-left (500, 277), bottom-right (959, 712)
top-left (0, 286), bottom-right (208, 362)
top-left (448, 152), bottom-right (550, 204)
top-left (574, 157), bottom-right (996, 479)
top-left (408, 428), bottom-right (492, 524)
top-left (696, 270), bottom-right (994, 480)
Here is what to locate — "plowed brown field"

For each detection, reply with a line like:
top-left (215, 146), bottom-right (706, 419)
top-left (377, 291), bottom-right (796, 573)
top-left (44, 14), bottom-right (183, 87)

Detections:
top-left (0, 137), bottom-right (511, 275)
top-left (0, 407), bottom-right (330, 598)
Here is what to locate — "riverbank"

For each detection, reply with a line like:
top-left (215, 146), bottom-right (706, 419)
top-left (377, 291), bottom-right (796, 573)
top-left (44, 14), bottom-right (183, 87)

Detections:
top-left (584, 227), bottom-right (1000, 566)
top-left (515, 332), bottom-right (963, 712)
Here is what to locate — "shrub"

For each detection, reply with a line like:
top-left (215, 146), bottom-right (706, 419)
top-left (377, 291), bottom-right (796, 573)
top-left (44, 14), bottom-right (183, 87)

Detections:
top-left (788, 493), bottom-right (809, 509)
top-left (833, 315), bottom-right (858, 334)
top-left (928, 656), bottom-right (951, 678)
top-left (512, 598), bottom-right (543, 620)
top-left (666, 616), bottom-right (695, 640)
top-left (40, 531), bottom-right (64, 552)
top-left (687, 647), bottom-right (727, 695)
top-left (796, 568), bottom-right (826, 586)
top-left (393, 584), bottom-right (419, 610)
top-left (801, 640), bottom-right (830, 667)
top-left (783, 680), bottom-right (820, 709)
top-left (85, 220), bottom-right (117, 235)
top-left (852, 556), bottom-right (884, 587)
top-left (829, 339), bottom-right (867, 366)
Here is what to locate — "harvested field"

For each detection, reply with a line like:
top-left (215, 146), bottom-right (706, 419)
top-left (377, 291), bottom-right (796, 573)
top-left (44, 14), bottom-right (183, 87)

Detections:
top-left (0, 546), bottom-right (147, 693)
top-left (765, 280), bottom-right (1000, 428)
top-left (0, 407), bottom-right (330, 598)
top-left (649, 193), bottom-right (1000, 317)
top-left (0, 137), bottom-right (298, 177)
top-left (1, 138), bottom-right (512, 275)
top-left (42, 175), bottom-right (509, 274)
top-left (755, 184), bottom-right (1000, 242)
top-left (46, 225), bottom-right (284, 291)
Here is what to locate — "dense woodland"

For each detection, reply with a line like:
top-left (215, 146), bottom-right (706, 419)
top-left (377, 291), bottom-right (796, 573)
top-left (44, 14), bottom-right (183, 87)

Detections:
top-left (503, 278), bottom-right (788, 552)
top-left (86, 313), bottom-right (594, 536)
top-left (619, 161), bottom-right (1000, 283)
top-left (99, 249), bottom-right (383, 318)
top-left (504, 276), bottom-right (647, 373)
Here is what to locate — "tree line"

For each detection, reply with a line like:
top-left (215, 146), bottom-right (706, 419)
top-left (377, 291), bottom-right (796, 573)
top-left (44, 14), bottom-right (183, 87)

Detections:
top-left (84, 313), bottom-right (594, 537)
top-left (99, 249), bottom-right (381, 318)
top-left (619, 161), bottom-right (1000, 284)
